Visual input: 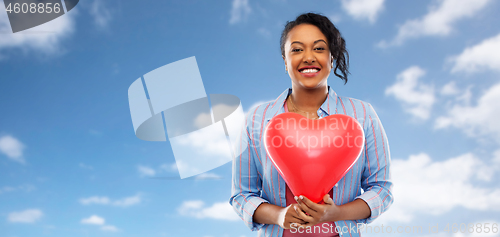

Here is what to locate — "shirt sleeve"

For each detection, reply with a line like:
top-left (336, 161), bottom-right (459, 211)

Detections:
top-left (229, 109), bottom-right (269, 231)
top-left (355, 103), bottom-right (394, 224)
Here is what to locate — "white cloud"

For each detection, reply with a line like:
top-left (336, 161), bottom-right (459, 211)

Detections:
top-left (173, 160), bottom-right (203, 178)
top-left (79, 194), bottom-right (141, 207)
top-left (440, 81), bottom-right (460, 96)
top-left (229, 0), bottom-right (251, 24)
top-left (137, 165), bottom-right (156, 177)
top-left (340, 0), bottom-right (385, 23)
top-left (449, 33), bottom-right (500, 73)
top-left (442, 84), bottom-right (474, 105)
top-left (0, 0), bottom-right (76, 57)
top-left (101, 225), bottom-right (119, 232)
top-left (90, 0), bottom-right (112, 28)
top-left (170, 123), bottom-right (234, 178)
top-left (178, 200), bottom-right (240, 221)
top-left (79, 196), bottom-right (110, 205)
top-left (193, 172), bottom-right (222, 180)
top-left (213, 103), bottom-right (239, 117)
top-left (160, 163), bottom-right (177, 172)
top-left (175, 126), bottom-right (232, 158)
top-left (374, 152), bottom-right (500, 224)
top-left (194, 112), bottom-right (213, 129)
top-left (81, 215), bottom-right (121, 232)
top-left (158, 163), bottom-right (223, 179)
top-left (8, 209), bottom-right (43, 223)
top-left (170, 100), bottom-right (253, 178)
top-left (0, 184), bottom-right (35, 194)
top-left (385, 66), bottom-right (435, 120)
top-left (378, 0), bottom-right (492, 47)
top-left (148, 163), bottom-right (187, 175)
top-left (81, 215), bottom-right (105, 225)
top-left (435, 83), bottom-right (500, 143)
top-left (0, 135), bottom-right (26, 164)
top-left (494, 150), bottom-right (500, 168)
top-left (112, 194), bottom-right (141, 207)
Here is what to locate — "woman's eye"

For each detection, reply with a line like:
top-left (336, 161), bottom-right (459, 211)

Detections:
top-left (315, 47), bottom-right (325, 51)
top-left (291, 48), bottom-right (302, 52)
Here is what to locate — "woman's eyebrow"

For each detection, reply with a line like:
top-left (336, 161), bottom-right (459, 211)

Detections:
top-left (290, 39), bottom-right (327, 45)
top-left (314, 39), bottom-right (327, 44)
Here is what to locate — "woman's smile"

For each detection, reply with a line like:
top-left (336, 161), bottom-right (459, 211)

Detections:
top-left (298, 66), bottom-right (321, 78)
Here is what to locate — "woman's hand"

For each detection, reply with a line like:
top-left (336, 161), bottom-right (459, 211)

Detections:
top-left (277, 204), bottom-right (307, 229)
top-left (293, 194), bottom-right (341, 228)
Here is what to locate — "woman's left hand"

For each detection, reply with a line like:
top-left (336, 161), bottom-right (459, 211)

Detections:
top-left (293, 194), bottom-right (341, 228)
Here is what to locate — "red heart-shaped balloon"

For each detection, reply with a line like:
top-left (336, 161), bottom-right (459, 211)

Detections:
top-left (264, 113), bottom-right (365, 203)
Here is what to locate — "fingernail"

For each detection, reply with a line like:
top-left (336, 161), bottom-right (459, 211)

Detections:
top-left (300, 196), bottom-right (304, 200)
top-left (294, 196), bottom-right (298, 201)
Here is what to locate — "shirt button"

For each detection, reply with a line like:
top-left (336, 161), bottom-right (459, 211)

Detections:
top-left (335, 183), bottom-right (339, 188)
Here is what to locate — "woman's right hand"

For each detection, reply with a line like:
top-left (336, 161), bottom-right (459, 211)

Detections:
top-left (278, 204), bottom-right (307, 229)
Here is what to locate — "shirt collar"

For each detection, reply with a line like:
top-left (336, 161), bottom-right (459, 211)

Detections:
top-left (265, 85), bottom-right (339, 121)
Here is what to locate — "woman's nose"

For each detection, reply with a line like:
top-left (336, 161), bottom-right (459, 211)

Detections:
top-left (303, 50), bottom-right (316, 64)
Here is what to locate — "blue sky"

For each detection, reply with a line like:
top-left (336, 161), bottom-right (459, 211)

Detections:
top-left (1, 0), bottom-right (500, 236)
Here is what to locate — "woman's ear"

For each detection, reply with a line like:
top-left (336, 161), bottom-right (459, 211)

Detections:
top-left (331, 56), bottom-right (335, 69)
top-left (282, 55), bottom-right (288, 72)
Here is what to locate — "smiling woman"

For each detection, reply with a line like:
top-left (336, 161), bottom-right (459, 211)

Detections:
top-left (284, 24), bottom-right (333, 99)
top-left (229, 13), bottom-right (393, 237)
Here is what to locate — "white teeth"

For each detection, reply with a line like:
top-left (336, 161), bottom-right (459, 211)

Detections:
top-left (301, 68), bottom-right (319, 73)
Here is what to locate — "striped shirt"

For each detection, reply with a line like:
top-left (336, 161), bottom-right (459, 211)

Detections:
top-left (229, 86), bottom-right (394, 237)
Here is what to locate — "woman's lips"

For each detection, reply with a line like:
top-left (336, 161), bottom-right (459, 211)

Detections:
top-left (299, 68), bottom-right (320, 77)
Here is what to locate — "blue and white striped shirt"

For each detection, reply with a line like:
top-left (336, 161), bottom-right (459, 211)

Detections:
top-left (230, 86), bottom-right (393, 237)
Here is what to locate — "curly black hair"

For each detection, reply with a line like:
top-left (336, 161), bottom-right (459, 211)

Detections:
top-left (280, 13), bottom-right (350, 83)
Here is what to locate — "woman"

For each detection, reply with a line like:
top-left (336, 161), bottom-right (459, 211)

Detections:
top-left (229, 13), bottom-right (393, 237)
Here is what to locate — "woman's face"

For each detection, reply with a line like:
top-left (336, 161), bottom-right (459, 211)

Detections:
top-left (283, 24), bottom-right (333, 89)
